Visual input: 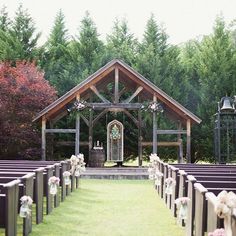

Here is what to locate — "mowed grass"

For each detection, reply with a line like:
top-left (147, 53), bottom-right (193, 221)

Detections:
top-left (29, 179), bottom-right (184, 236)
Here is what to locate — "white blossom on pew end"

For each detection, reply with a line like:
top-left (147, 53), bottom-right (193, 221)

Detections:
top-left (208, 228), bottom-right (226, 236)
top-left (48, 176), bottom-right (60, 195)
top-left (214, 190), bottom-right (236, 236)
top-left (174, 197), bottom-right (190, 222)
top-left (69, 153), bottom-right (86, 175)
top-left (20, 195), bottom-right (33, 218)
top-left (149, 153), bottom-right (160, 163)
top-left (165, 177), bottom-right (176, 195)
top-left (69, 155), bottom-right (79, 173)
top-left (215, 191), bottom-right (236, 218)
top-left (63, 171), bottom-right (71, 185)
top-left (74, 164), bottom-right (86, 177)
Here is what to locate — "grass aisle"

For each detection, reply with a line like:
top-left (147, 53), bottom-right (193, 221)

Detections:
top-left (30, 179), bottom-right (184, 236)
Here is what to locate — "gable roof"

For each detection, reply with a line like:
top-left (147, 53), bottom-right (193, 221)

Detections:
top-left (33, 59), bottom-right (201, 124)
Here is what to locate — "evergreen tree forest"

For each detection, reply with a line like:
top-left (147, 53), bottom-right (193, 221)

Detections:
top-left (1, 4), bottom-right (236, 162)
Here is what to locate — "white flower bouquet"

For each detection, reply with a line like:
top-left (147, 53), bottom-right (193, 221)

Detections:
top-left (48, 176), bottom-right (60, 195)
top-left (20, 195), bottom-right (33, 218)
top-left (63, 171), bottom-right (71, 185)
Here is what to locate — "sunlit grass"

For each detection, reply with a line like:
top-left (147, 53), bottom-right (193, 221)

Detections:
top-left (27, 179), bottom-right (184, 236)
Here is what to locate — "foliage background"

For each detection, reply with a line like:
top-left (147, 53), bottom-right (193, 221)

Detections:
top-left (0, 4), bottom-right (236, 162)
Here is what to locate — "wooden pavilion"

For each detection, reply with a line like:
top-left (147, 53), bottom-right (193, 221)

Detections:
top-left (33, 59), bottom-right (201, 165)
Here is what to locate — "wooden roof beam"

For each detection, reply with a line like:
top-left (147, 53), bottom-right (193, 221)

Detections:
top-left (90, 85), bottom-right (111, 103)
top-left (123, 86), bottom-right (143, 103)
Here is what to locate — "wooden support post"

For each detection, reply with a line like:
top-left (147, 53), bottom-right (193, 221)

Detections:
top-left (41, 116), bottom-right (46, 161)
top-left (179, 139), bottom-right (183, 163)
top-left (152, 96), bottom-right (157, 154)
top-left (75, 94), bottom-right (80, 155)
top-left (48, 121), bottom-right (54, 160)
top-left (186, 119), bottom-right (191, 163)
top-left (115, 67), bottom-right (119, 103)
top-left (138, 109), bottom-right (142, 166)
top-left (177, 121), bottom-right (182, 163)
top-left (88, 108), bottom-right (93, 163)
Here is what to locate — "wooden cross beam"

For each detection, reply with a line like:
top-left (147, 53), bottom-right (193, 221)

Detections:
top-left (80, 113), bottom-right (89, 127)
top-left (123, 86), bottom-right (143, 103)
top-left (87, 103), bottom-right (142, 110)
top-left (123, 109), bottom-right (139, 127)
top-left (118, 87), bottom-right (127, 99)
top-left (92, 109), bottom-right (109, 126)
top-left (90, 85), bottom-right (111, 103)
top-left (156, 130), bottom-right (187, 135)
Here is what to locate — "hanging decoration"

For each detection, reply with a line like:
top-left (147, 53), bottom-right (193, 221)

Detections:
top-left (154, 172), bottom-right (164, 186)
top-left (48, 176), bottom-right (60, 195)
top-left (19, 195), bottom-right (33, 218)
top-left (165, 177), bottom-right (176, 195)
top-left (214, 190), bottom-right (236, 236)
top-left (63, 171), bottom-right (71, 186)
top-left (148, 153), bottom-right (161, 182)
top-left (148, 102), bottom-right (163, 113)
top-left (174, 197), bottom-right (190, 223)
top-left (69, 154), bottom-right (86, 177)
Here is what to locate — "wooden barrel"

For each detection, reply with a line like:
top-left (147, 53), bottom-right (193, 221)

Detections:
top-left (89, 149), bottom-right (106, 167)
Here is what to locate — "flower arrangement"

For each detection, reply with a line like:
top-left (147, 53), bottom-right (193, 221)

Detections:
top-left (148, 153), bottom-right (161, 181)
top-left (165, 177), bottom-right (176, 195)
top-left (208, 229), bottom-right (226, 236)
top-left (20, 195), bottom-right (33, 218)
top-left (48, 176), bottom-right (60, 195)
top-left (63, 171), bottom-right (71, 186)
top-left (175, 197), bottom-right (190, 222)
top-left (148, 102), bottom-right (163, 113)
top-left (154, 172), bottom-right (164, 186)
top-left (150, 153), bottom-right (160, 164)
top-left (74, 100), bottom-right (86, 110)
top-left (214, 190), bottom-right (236, 236)
top-left (69, 154), bottom-right (86, 177)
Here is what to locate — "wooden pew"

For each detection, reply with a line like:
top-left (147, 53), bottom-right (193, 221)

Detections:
top-left (0, 180), bottom-right (21, 236)
top-left (0, 160), bottom-right (71, 200)
top-left (0, 173), bottom-right (34, 236)
top-left (194, 183), bottom-right (236, 236)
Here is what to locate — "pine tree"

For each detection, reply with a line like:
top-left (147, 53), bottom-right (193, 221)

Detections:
top-left (0, 6), bottom-right (11, 31)
top-left (71, 11), bottom-right (105, 75)
top-left (9, 4), bottom-right (41, 60)
top-left (106, 18), bottom-right (138, 65)
top-left (41, 10), bottom-right (74, 95)
top-left (142, 13), bottom-right (167, 56)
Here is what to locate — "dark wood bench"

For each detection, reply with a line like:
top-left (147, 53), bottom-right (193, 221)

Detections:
top-left (0, 173), bottom-right (34, 236)
top-left (194, 183), bottom-right (236, 236)
top-left (0, 160), bottom-right (71, 201)
top-left (0, 180), bottom-right (21, 236)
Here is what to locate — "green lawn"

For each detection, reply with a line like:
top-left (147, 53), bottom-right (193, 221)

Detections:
top-left (27, 179), bottom-right (184, 236)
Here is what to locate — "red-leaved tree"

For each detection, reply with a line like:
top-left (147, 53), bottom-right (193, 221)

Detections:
top-left (0, 61), bottom-right (57, 159)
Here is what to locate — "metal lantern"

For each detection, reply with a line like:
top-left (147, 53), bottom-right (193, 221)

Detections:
top-left (214, 96), bottom-right (236, 163)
